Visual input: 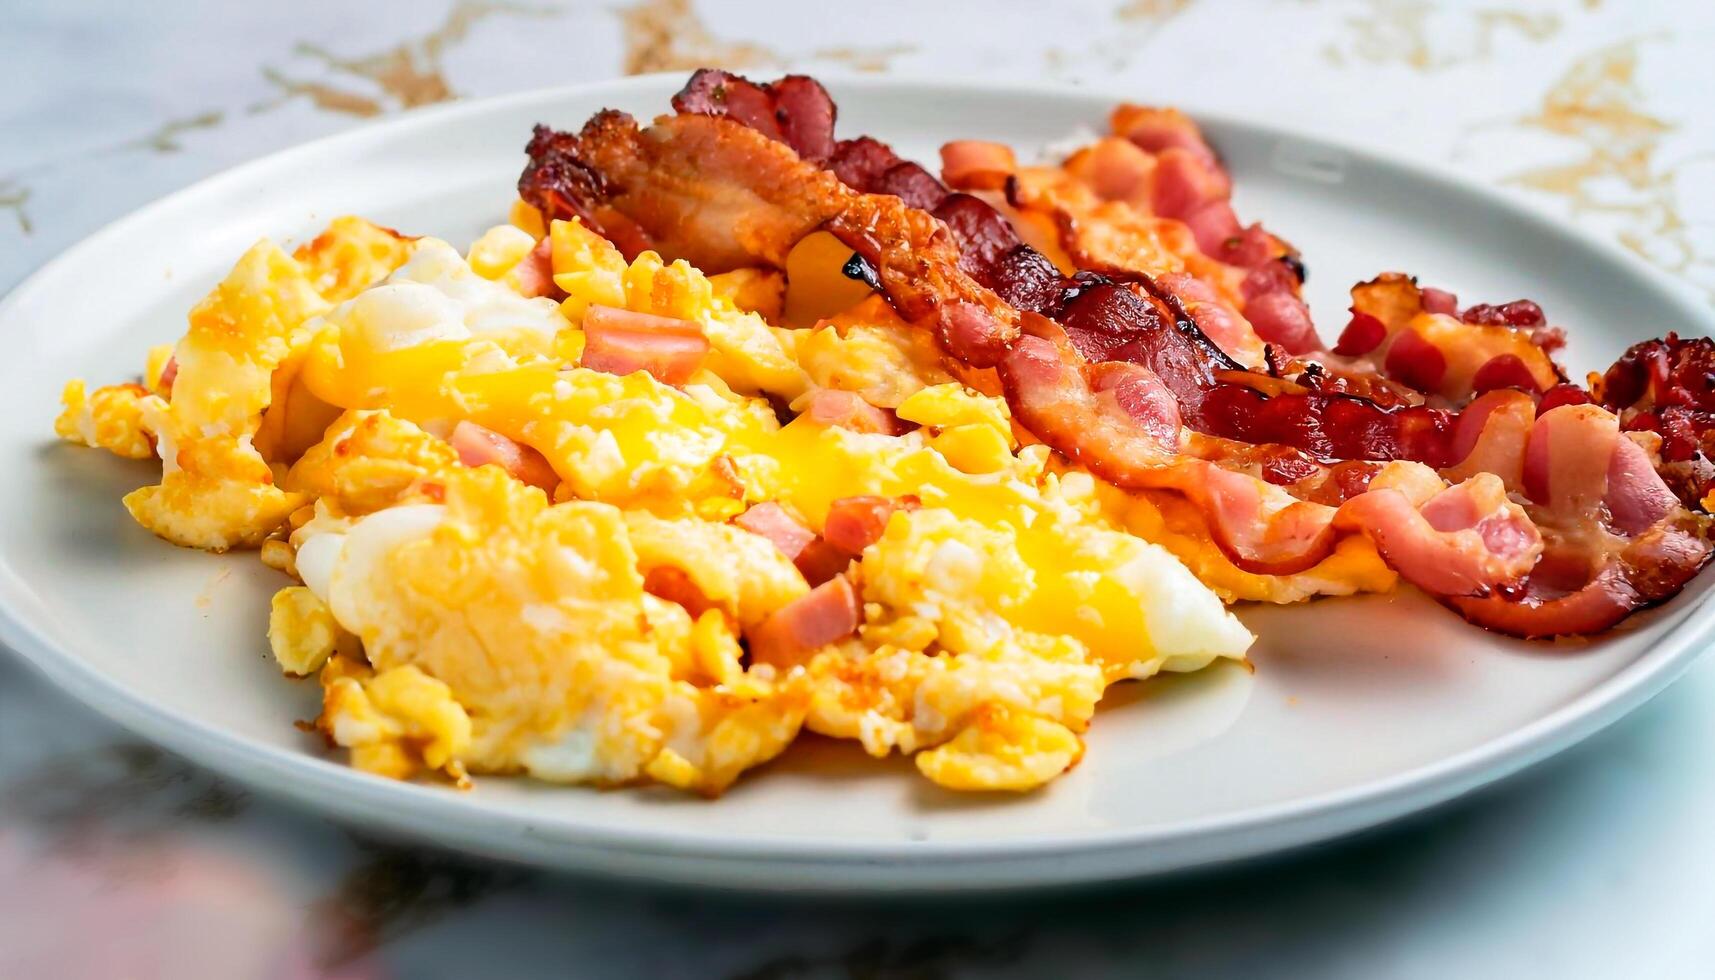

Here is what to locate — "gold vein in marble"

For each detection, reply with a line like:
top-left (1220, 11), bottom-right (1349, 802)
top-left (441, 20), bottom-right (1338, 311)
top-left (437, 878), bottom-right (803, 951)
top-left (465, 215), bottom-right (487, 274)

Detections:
top-left (0, 179), bottom-right (31, 235)
top-left (257, 0), bottom-right (557, 118)
top-left (618, 0), bottom-right (774, 74)
top-left (1116, 0), bottom-right (1195, 22)
top-left (1322, 0), bottom-right (1562, 71)
top-left (616, 0), bottom-right (911, 76)
top-left (259, 69), bottom-right (386, 117)
top-left (1043, 0), bottom-right (1194, 77)
top-left (808, 44), bottom-right (915, 74)
top-left (122, 111), bottom-right (227, 154)
top-left (1492, 38), bottom-right (1712, 300)
top-left (1, 112), bottom-right (230, 238)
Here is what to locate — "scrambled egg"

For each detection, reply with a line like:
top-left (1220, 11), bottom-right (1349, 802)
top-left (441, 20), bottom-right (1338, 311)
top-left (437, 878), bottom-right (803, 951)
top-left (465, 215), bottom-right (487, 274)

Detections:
top-left (56, 208), bottom-right (1282, 796)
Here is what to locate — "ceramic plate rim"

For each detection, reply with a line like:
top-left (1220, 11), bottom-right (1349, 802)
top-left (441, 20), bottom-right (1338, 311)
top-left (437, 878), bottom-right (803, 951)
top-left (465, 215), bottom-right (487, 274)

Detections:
top-left (3, 72), bottom-right (1713, 881)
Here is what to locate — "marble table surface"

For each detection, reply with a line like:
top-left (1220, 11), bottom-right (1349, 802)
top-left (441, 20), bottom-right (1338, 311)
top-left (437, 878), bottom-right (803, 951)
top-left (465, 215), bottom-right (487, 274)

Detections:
top-left (4, 1), bottom-right (1714, 976)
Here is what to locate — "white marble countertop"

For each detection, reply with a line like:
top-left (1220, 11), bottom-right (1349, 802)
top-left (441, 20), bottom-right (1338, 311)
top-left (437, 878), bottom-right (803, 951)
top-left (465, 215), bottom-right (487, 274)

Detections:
top-left (4, 1), bottom-right (1715, 976)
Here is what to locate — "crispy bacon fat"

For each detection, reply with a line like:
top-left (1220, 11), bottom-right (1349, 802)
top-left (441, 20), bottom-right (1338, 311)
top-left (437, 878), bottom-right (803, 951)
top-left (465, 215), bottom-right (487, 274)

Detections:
top-left (519, 69), bottom-right (1713, 638)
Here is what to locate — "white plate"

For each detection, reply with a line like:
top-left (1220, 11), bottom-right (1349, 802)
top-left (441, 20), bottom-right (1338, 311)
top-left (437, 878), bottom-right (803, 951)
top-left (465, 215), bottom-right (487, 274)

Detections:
top-left (2, 74), bottom-right (1713, 893)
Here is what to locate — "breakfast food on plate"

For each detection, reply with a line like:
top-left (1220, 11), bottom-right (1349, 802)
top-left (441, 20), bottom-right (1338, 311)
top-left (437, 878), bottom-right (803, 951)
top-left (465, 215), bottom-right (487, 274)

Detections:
top-left (56, 70), bottom-right (1713, 796)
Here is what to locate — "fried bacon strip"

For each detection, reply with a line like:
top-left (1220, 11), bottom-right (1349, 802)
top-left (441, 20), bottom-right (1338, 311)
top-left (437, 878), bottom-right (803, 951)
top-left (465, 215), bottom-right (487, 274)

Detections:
top-left (1002, 122), bottom-right (1571, 420)
top-left (525, 106), bottom-right (1024, 367)
top-left (674, 69), bottom-right (1080, 322)
top-left (1330, 273), bottom-right (1566, 404)
top-left (1047, 110), bottom-right (1318, 356)
top-left (518, 71), bottom-right (1711, 637)
top-left (666, 73), bottom-right (1525, 477)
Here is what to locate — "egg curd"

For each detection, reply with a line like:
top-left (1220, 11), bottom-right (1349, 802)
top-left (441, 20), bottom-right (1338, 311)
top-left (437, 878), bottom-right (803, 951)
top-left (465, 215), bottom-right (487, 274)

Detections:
top-left (56, 208), bottom-right (1263, 795)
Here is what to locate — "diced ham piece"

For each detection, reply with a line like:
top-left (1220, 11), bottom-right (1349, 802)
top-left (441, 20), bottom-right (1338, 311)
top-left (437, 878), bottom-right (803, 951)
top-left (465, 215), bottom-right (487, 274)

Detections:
top-left (157, 356), bottom-right (179, 395)
top-left (512, 235), bottom-right (557, 298)
top-left (822, 495), bottom-right (918, 555)
top-left (735, 502), bottom-right (854, 585)
top-left (939, 140), bottom-right (1017, 191)
top-left (643, 565), bottom-right (716, 618)
top-left (580, 305), bottom-right (710, 385)
top-left (734, 502), bottom-right (816, 560)
top-left (748, 575), bottom-right (861, 668)
top-left (802, 389), bottom-right (899, 434)
top-left (447, 420), bottom-right (560, 492)
top-left (792, 539), bottom-right (854, 586)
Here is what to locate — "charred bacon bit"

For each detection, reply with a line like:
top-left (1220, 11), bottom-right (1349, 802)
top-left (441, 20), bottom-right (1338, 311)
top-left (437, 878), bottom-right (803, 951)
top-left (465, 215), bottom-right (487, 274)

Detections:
top-left (671, 69), bottom-right (838, 163)
top-left (841, 252), bottom-right (882, 290)
top-left (1462, 299), bottom-right (1546, 328)
top-left (828, 131), bottom-right (1084, 314)
top-left (519, 124), bottom-right (656, 260)
top-left (1597, 333), bottom-right (1715, 507)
